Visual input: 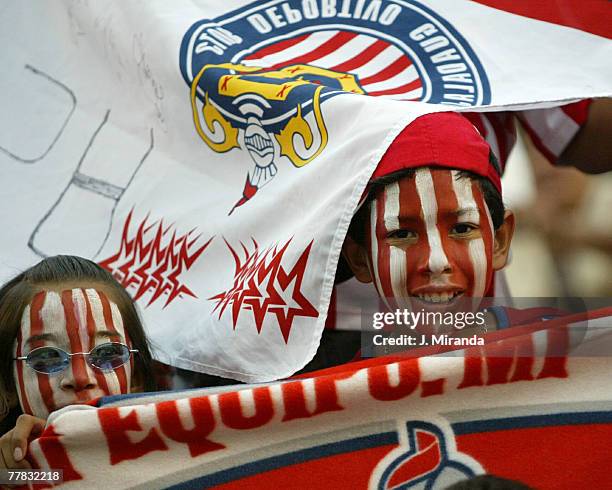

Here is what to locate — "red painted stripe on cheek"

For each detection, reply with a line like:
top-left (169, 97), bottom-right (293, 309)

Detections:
top-left (99, 292), bottom-right (128, 394)
top-left (397, 177), bottom-right (428, 291)
top-left (31, 292), bottom-right (56, 414)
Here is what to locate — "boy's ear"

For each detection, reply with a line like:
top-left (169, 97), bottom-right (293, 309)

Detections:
top-left (492, 210), bottom-right (515, 270)
top-left (342, 236), bottom-right (373, 283)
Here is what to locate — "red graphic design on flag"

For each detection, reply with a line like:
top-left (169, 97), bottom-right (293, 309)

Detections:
top-left (99, 210), bottom-right (212, 308)
top-left (211, 238), bottom-right (318, 342)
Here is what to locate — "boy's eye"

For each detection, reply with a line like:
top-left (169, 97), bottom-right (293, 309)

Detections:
top-left (387, 229), bottom-right (417, 239)
top-left (451, 223), bottom-right (477, 235)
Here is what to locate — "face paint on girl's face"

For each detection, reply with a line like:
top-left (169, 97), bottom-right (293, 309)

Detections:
top-left (13, 288), bottom-right (132, 419)
top-left (366, 168), bottom-right (495, 311)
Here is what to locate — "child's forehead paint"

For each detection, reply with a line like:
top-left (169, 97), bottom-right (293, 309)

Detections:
top-left (62, 289), bottom-right (91, 354)
top-left (415, 168), bottom-right (450, 275)
top-left (83, 288), bottom-right (126, 341)
top-left (73, 289), bottom-right (95, 349)
top-left (383, 182), bottom-right (400, 231)
top-left (36, 290), bottom-right (68, 345)
top-left (21, 288), bottom-right (122, 346)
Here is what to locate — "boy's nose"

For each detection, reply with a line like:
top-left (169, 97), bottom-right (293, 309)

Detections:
top-left (415, 238), bottom-right (452, 275)
top-left (427, 249), bottom-right (452, 275)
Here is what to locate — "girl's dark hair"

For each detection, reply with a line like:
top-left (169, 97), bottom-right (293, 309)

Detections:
top-left (0, 255), bottom-right (156, 418)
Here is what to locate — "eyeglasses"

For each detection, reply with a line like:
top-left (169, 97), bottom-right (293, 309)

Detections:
top-left (14, 342), bottom-right (139, 374)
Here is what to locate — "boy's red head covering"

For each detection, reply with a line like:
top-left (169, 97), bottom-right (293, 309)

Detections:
top-left (372, 112), bottom-right (502, 194)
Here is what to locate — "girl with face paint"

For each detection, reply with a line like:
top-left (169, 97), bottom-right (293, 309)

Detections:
top-left (342, 112), bottom-right (515, 332)
top-left (0, 255), bottom-right (156, 470)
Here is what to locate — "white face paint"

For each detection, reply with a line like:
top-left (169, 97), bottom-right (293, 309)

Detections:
top-left (13, 288), bottom-right (132, 418)
top-left (415, 169), bottom-right (451, 276)
top-left (369, 197), bottom-right (393, 311)
top-left (451, 170), bottom-right (493, 299)
top-left (366, 168), bottom-right (496, 311)
top-left (383, 181), bottom-right (414, 310)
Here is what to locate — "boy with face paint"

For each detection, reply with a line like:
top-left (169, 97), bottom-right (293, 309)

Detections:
top-left (0, 255), bottom-right (156, 470)
top-left (342, 112), bottom-right (515, 334)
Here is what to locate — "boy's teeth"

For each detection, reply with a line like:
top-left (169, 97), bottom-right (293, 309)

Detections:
top-left (416, 292), bottom-right (458, 303)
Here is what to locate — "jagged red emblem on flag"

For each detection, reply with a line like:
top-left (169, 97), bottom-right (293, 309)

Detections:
top-left (99, 210), bottom-right (212, 308)
top-left (211, 238), bottom-right (318, 343)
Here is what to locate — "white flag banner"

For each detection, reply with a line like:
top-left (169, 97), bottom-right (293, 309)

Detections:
top-left (0, 0), bottom-right (610, 381)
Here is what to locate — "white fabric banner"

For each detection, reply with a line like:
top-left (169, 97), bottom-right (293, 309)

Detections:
top-left (26, 314), bottom-right (612, 489)
top-left (1, 0), bottom-right (610, 381)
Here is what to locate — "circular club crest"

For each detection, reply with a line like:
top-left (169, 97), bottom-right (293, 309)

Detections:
top-left (180, 0), bottom-right (490, 212)
top-left (181, 0), bottom-right (491, 107)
